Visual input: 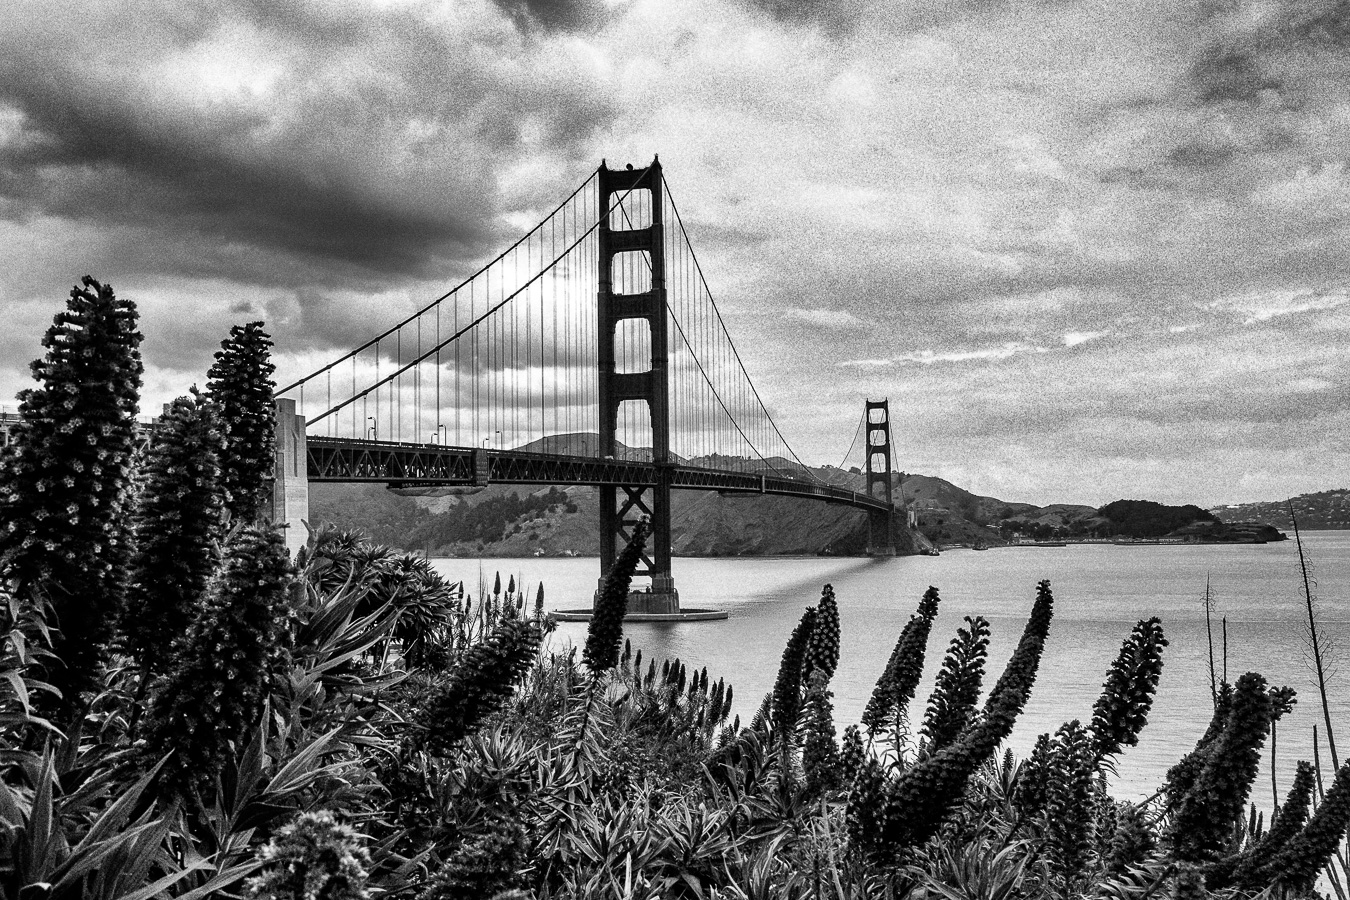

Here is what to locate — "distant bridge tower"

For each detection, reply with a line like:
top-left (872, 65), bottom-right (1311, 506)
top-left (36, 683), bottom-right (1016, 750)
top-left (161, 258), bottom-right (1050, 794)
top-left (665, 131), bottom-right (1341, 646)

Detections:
top-left (596, 158), bottom-right (678, 612)
top-left (864, 398), bottom-right (897, 556)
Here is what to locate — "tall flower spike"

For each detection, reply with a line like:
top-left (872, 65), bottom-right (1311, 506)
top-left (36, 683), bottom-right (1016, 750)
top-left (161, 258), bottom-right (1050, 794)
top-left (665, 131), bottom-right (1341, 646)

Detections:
top-left (206, 321), bottom-right (276, 523)
top-left (0, 275), bottom-right (143, 706)
top-left (771, 605), bottom-right (816, 742)
top-left (849, 580), bottom-right (1053, 857)
top-left (1091, 617), bottom-right (1168, 763)
top-left (802, 584), bottom-right (840, 684)
top-left (123, 390), bottom-right (227, 674)
top-left (414, 616), bottom-right (542, 755)
top-left (920, 615), bottom-right (991, 754)
top-left (861, 586), bottom-right (941, 736)
top-left (582, 520), bottom-right (648, 674)
top-left (1168, 672), bottom-right (1273, 864)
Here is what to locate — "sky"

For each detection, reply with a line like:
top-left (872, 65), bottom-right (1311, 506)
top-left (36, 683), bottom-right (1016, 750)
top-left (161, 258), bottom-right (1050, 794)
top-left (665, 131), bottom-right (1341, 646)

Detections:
top-left (2, 0), bottom-right (1349, 508)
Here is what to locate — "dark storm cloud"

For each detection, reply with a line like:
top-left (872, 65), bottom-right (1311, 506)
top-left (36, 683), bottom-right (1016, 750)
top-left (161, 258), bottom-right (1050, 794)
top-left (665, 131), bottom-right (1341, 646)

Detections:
top-left (0, 2), bottom-right (619, 292)
top-left (489, 0), bottom-right (617, 33)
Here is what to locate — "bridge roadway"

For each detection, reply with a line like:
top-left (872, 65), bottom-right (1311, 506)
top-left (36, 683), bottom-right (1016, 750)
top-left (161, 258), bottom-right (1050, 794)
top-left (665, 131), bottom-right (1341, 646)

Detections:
top-left (306, 436), bottom-right (891, 513)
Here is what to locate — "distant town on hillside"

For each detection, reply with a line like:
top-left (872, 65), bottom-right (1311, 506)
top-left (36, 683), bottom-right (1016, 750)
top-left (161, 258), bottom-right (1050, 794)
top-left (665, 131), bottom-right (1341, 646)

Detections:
top-left (1210, 489), bottom-right (1350, 531)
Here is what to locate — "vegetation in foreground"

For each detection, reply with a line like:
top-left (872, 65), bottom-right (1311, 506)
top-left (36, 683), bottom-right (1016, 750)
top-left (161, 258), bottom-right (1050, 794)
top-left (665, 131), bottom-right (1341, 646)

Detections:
top-left (1, 280), bottom-right (1349, 899)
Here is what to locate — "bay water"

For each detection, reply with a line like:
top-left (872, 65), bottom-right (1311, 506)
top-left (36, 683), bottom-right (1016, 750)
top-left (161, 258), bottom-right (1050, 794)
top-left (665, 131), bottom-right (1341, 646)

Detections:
top-left (431, 531), bottom-right (1350, 807)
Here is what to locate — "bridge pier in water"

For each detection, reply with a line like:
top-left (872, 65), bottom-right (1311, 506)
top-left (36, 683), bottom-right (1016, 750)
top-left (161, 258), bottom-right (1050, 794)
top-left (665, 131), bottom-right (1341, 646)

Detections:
top-left (272, 397), bottom-right (310, 559)
top-left (865, 399), bottom-right (898, 557)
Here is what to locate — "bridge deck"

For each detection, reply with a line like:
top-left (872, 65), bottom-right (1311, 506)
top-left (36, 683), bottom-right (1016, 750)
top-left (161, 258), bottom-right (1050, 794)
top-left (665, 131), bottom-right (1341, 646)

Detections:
top-left (306, 436), bottom-right (890, 513)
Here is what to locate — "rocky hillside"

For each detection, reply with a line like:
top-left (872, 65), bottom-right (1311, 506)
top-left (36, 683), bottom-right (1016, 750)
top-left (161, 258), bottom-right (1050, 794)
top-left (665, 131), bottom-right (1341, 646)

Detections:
top-left (1211, 489), bottom-right (1350, 530)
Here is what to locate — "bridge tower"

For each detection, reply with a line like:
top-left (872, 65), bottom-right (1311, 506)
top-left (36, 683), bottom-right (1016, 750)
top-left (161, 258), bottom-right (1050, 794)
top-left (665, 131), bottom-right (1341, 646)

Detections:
top-left (864, 398), bottom-right (897, 556)
top-left (596, 158), bottom-right (679, 612)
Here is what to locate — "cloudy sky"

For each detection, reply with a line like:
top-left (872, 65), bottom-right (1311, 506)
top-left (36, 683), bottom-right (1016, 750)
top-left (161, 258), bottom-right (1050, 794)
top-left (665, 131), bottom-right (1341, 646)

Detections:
top-left (2, 0), bottom-right (1348, 508)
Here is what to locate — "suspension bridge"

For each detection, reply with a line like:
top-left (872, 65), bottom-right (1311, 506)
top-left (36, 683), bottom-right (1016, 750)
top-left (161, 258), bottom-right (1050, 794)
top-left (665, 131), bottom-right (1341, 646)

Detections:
top-left (271, 158), bottom-right (899, 614)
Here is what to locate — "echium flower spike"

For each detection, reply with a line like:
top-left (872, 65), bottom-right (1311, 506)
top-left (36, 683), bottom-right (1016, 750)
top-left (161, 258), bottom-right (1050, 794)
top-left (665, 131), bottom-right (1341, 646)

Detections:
top-left (582, 521), bottom-right (648, 674)
top-left (861, 586), bottom-right (941, 736)
top-left (1225, 760), bottom-right (1315, 891)
top-left (802, 584), bottom-right (840, 684)
top-left (1264, 759), bottom-right (1350, 894)
top-left (770, 606), bottom-right (816, 742)
top-left (0, 275), bottom-right (143, 706)
top-left (1168, 671), bottom-right (1272, 864)
top-left (143, 524), bottom-right (296, 796)
top-left (1165, 680), bottom-right (1234, 805)
top-left (849, 580), bottom-right (1053, 856)
top-left (206, 321), bottom-right (276, 523)
top-left (921, 615), bottom-right (991, 753)
top-left (801, 669), bottom-right (840, 796)
top-left (1091, 616), bottom-right (1168, 763)
top-left (1044, 720), bottom-right (1098, 893)
top-left (414, 616), bottom-right (542, 755)
top-left (123, 390), bottom-right (227, 674)
top-left (244, 810), bottom-right (371, 900)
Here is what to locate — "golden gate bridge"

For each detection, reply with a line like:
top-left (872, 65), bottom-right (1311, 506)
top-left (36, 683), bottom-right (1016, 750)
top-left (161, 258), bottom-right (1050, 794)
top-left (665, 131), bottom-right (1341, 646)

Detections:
top-left (272, 158), bottom-right (898, 614)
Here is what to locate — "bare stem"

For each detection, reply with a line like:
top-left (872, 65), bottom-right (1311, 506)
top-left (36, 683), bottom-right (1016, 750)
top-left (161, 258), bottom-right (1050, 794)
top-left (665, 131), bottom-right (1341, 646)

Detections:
top-left (1291, 501), bottom-right (1339, 770)
top-left (1205, 573), bottom-right (1217, 705)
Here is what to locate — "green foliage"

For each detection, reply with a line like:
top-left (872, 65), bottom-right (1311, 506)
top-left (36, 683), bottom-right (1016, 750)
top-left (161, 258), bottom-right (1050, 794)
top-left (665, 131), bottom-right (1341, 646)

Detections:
top-left (414, 617), bottom-right (542, 755)
top-left (770, 606), bottom-right (815, 742)
top-left (207, 321), bottom-right (276, 523)
top-left (0, 588), bottom-right (60, 747)
top-left (143, 523), bottom-right (297, 796)
top-left (1168, 671), bottom-right (1272, 864)
top-left (921, 615), bottom-right (990, 754)
top-left (1097, 499), bottom-right (1218, 538)
top-left (245, 810), bottom-right (372, 900)
top-left (861, 586), bottom-right (941, 738)
top-left (583, 520), bottom-right (648, 674)
top-left (1091, 616), bottom-right (1168, 763)
top-left (0, 275), bottom-right (143, 705)
top-left (123, 389), bottom-right (227, 673)
top-left (419, 811), bottom-right (527, 900)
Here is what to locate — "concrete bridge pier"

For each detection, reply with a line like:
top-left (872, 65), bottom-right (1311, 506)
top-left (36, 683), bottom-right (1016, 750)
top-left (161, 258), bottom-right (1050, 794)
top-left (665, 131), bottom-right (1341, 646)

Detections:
top-left (271, 397), bottom-right (310, 558)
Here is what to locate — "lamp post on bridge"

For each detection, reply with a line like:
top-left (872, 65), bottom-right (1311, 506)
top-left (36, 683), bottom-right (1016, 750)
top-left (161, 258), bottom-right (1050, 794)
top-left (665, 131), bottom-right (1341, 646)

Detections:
top-left (367, 416), bottom-right (377, 442)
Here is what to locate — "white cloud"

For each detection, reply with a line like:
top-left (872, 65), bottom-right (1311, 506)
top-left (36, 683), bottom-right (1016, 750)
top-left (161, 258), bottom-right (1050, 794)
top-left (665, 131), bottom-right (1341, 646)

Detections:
top-left (1209, 289), bottom-right (1350, 325)
top-left (1063, 330), bottom-right (1106, 347)
top-left (785, 307), bottom-right (867, 330)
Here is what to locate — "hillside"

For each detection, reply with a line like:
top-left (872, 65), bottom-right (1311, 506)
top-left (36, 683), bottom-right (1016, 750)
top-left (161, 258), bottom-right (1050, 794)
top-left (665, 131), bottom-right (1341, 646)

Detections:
top-left (1211, 489), bottom-right (1350, 530)
top-left (305, 440), bottom-right (1291, 554)
top-left (309, 477), bottom-right (929, 558)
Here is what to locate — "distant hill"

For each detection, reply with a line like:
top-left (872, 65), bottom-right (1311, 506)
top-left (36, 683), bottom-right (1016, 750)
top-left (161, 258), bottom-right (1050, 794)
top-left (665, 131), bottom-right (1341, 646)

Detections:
top-left (309, 441), bottom-right (930, 557)
top-left (304, 437), bottom-right (1293, 554)
top-left (1211, 489), bottom-right (1350, 530)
